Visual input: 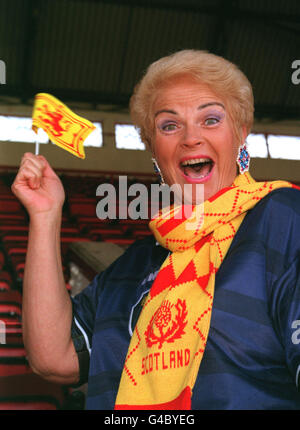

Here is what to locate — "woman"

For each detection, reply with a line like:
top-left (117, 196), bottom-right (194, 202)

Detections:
top-left (12, 50), bottom-right (300, 410)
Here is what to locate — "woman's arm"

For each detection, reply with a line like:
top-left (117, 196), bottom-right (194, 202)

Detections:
top-left (12, 153), bottom-right (79, 384)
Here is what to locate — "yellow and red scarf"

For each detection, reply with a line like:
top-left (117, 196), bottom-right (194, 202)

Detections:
top-left (115, 172), bottom-right (297, 410)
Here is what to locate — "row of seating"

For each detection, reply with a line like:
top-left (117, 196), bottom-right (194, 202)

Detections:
top-left (0, 188), bottom-right (74, 408)
top-left (0, 171), bottom-right (154, 409)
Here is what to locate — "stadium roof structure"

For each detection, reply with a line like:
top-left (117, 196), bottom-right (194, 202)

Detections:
top-left (0, 0), bottom-right (299, 122)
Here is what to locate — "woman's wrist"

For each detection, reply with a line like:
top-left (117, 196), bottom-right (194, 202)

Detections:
top-left (29, 209), bottom-right (62, 232)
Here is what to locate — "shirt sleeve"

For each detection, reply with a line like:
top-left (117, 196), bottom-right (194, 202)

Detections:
top-left (70, 272), bottom-right (104, 386)
top-left (264, 188), bottom-right (300, 389)
top-left (270, 252), bottom-right (300, 389)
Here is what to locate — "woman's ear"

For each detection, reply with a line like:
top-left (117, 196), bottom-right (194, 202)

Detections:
top-left (242, 125), bottom-right (248, 142)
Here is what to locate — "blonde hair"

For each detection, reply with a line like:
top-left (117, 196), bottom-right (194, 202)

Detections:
top-left (130, 49), bottom-right (254, 150)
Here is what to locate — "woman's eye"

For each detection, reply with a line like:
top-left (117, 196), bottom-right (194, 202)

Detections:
top-left (204, 117), bottom-right (219, 126)
top-left (161, 123), bottom-right (177, 131)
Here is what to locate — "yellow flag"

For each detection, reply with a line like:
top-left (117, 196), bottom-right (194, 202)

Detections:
top-left (32, 93), bottom-right (96, 159)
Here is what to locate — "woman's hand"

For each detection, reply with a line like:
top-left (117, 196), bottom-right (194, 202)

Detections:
top-left (11, 152), bottom-right (65, 218)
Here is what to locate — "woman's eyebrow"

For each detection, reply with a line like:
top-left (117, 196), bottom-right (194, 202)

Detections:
top-left (198, 102), bottom-right (225, 110)
top-left (154, 109), bottom-right (177, 117)
top-left (154, 102), bottom-right (225, 117)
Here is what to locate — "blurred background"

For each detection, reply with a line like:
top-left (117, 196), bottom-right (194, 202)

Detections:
top-left (0, 0), bottom-right (299, 178)
top-left (0, 0), bottom-right (299, 410)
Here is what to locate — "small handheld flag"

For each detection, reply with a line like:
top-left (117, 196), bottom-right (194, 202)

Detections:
top-left (32, 93), bottom-right (96, 159)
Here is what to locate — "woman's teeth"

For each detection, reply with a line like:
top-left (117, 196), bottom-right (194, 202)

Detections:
top-left (181, 157), bottom-right (212, 167)
top-left (181, 158), bottom-right (213, 178)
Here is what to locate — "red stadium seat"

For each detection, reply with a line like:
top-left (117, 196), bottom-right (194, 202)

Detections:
top-left (0, 199), bottom-right (24, 213)
top-left (60, 226), bottom-right (80, 234)
top-left (69, 197), bottom-right (97, 217)
top-left (0, 225), bottom-right (29, 235)
top-left (2, 321), bottom-right (22, 335)
top-left (0, 344), bottom-right (32, 377)
top-left (103, 237), bottom-right (135, 246)
top-left (132, 230), bottom-right (153, 239)
top-left (0, 291), bottom-right (22, 322)
top-left (0, 282), bottom-right (10, 292)
top-left (76, 216), bottom-right (111, 233)
top-left (119, 219), bottom-right (149, 226)
top-left (0, 305), bottom-right (22, 321)
top-left (0, 273), bottom-right (13, 292)
top-left (87, 226), bottom-right (125, 241)
top-left (4, 333), bottom-right (23, 345)
top-left (0, 373), bottom-right (67, 409)
top-left (0, 401), bottom-right (57, 410)
top-left (7, 247), bottom-right (27, 257)
top-left (2, 235), bottom-right (28, 243)
top-left (0, 291), bottom-right (22, 306)
top-left (0, 250), bottom-right (5, 270)
top-left (0, 213), bottom-right (26, 225)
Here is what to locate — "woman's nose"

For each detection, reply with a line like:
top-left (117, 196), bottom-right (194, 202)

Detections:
top-left (181, 124), bottom-right (203, 147)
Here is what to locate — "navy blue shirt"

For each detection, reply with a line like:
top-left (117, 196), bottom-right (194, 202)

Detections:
top-left (71, 188), bottom-right (300, 409)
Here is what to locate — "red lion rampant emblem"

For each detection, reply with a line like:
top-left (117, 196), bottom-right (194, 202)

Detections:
top-left (37, 104), bottom-right (71, 137)
top-left (145, 299), bottom-right (188, 349)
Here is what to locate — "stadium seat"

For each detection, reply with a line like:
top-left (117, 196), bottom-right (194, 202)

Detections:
top-left (2, 321), bottom-right (22, 335)
top-left (0, 305), bottom-right (22, 322)
top-left (2, 235), bottom-right (28, 243)
top-left (87, 226), bottom-right (125, 241)
top-left (132, 230), bottom-right (153, 240)
top-left (0, 291), bottom-right (22, 306)
top-left (0, 171), bottom-right (159, 408)
top-left (4, 332), bottom-right (23, 345)
top-left (76, 216), bottom-right (112, 233)
top-left (0, 280), bottom-right (11, 292)
top-left (69, 198), bottom-right (97, 217)
top-left (0, 198), bottom-right (24, 213)
top-left (0, 291), bottom-right (22, 324)
top-left (0, 225), bottom-right (29, 235)
top-left (0, 213), bottom-right (27, 224)
top-left (103, 237), bottom-right (135, 246)
top-left (0, 344), bottom-right (31, 377)
top-left (0, 373), bottom-right (67, 409)
top-left (0, 270), bottom-right (13, 292)
top-left (7, 247), bottom-right (27, 257)
top-left (0, 250), bottom-right (6, 270)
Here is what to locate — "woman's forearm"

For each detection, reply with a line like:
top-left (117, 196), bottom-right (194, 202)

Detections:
top-left (22, 212), bottom-right (79, 384)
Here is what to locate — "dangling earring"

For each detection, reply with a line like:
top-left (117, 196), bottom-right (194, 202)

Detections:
top-left (151, 157), bottom-right (165, 185)
top-left (236, 142), bottom-right (250, 174)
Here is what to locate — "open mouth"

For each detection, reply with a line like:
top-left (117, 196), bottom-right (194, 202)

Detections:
top-left (180, 157), bottom-right (214, 180)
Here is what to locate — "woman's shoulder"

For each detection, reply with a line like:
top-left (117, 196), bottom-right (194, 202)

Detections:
top-left (255, 185), bottom-right (300, 217)
top-left (235, 185), bottom-right (300, 244)
top-left (237, 185), bottom-right (300, 260)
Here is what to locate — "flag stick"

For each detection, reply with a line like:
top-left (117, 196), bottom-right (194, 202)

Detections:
top-left (35, 141), bottom-right (40, 156)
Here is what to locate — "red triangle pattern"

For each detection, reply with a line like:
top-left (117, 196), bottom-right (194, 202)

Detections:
top-left (150, 262), bottom-right (176, 298)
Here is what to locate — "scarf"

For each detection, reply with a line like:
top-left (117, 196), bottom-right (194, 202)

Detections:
top-left (115, 172), bottom-right (296, 410)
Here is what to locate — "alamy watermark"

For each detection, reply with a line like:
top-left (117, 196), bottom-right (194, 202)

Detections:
top-left (292, 320), bottom-right (300, 344)
top-left (96, 176), bottom-right (204, 230)
top-left (291, 60), bottom-right (300, 85)
top-left (0, 60), bottom-right (6, 85)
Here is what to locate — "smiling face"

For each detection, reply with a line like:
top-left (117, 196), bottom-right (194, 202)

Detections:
top-left (152, 75), bottom-right (246, 202)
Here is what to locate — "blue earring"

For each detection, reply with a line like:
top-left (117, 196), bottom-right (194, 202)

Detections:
top-left (151, 158), bottom-right (165, 185)
top-left (237, 143), bottom-right (250, 174)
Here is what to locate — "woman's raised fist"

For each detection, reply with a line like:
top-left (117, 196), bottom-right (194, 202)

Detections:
top-left (11, 153), bottom-right (65, 218)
